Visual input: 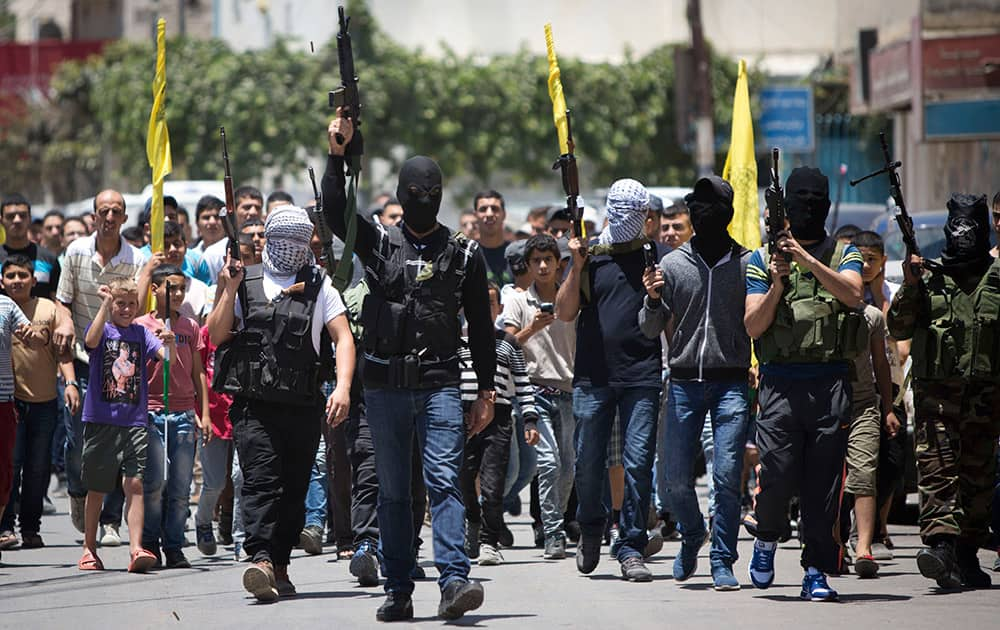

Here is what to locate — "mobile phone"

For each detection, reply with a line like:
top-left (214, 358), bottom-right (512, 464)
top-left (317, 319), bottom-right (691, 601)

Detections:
top-left (642, 241), bottom-right (658, 269)
top-left (539, 303), bottom-right (554, 314)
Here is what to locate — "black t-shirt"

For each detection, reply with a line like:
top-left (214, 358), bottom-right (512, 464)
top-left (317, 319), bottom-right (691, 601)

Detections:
top-left (480, 242), bottom-right (513, 287)
top-left (0, 243), bottom-right (61, 299)
top-left (574, 248), bottom-right (662, 389)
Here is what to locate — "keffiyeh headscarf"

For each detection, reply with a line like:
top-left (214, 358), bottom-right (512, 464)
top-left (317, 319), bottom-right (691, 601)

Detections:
top-left (262, 204), bottom-right (315, 275)
top-left (599, 178), bottom-right (649, 245)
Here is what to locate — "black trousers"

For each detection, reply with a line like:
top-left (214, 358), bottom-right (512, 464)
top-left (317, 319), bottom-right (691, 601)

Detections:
top-left (231, 397), bottom-right (321, 566)
top-left (459, 405), bottom-right (513, 546)
top-left (326, 422), bottom-right (353, 547)
top-left (345, 401), bottom-right (426, 548)
top-left (755, 373), bottom-right (850, 574)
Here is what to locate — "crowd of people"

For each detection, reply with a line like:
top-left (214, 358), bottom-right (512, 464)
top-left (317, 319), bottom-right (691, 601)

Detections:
top-left (0, 113), bottom-right (998, 622)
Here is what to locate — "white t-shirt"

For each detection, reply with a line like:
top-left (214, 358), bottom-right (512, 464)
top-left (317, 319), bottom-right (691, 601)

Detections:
top-left (202, 237), bottom-right (229, 285)
top-left (234, 268), bottom-right (346, 355)
top-left (179, 276), bottom-right (211, 323)
top-left (502, 284), bottom-right (576, 392)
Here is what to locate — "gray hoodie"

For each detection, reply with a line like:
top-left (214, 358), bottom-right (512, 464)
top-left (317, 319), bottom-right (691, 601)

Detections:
top-left (638, 240), bottom-right (751, 381)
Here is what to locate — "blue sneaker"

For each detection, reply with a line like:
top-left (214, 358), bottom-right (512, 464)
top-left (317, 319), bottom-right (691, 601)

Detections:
top-left (711, 564), bottom-right (741, 591)
top-left (350, 540), bottom-right (381, 587)
top-left (673, 536), bottom-right (703, 581)
top-left (748, 539), bottom-right (776, 589)
top-left (800, 571), bottom-right (838, 601)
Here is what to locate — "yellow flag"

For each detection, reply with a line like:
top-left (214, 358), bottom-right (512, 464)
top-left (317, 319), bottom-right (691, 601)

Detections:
top-left (544, 24), bottom-right (569, 155)
top-left (146, 18), bottom-right (172, 255)
top-left (722, 59), bottom-right (760, 251)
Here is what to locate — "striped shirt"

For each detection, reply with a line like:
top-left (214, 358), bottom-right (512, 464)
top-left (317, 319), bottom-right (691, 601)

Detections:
top-left (0, 296), bottom-right (31, 399)
top-left (460, 329), bottom-right (538, 422)
top-left (56, 234), bottom-right (144, 363)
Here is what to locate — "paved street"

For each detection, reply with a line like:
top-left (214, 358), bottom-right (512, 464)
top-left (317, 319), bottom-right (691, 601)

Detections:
top-left (1, 489), bottom-right (997, 629)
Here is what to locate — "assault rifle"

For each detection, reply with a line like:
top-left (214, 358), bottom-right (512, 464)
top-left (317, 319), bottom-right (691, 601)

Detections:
top-left (307, 165), bottom-right (338, 276)
top-left (767, 147), bottom-right (791, 281)
top-left (850, 132), bottom-right (939, 275)
top-left (552, 109), bottom-right (583, 240)
top-left (219, 127), bottom-right (247, 322)
top-left (329, 5), bottom-right (363, 175)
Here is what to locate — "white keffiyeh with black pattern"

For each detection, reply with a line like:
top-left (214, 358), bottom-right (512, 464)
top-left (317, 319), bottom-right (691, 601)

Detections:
top-left (262, 204), bottom-right (315, 275)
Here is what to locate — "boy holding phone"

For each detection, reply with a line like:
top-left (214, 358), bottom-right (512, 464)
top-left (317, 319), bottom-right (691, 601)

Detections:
top-left (502, 233), bottom-right (577, 559)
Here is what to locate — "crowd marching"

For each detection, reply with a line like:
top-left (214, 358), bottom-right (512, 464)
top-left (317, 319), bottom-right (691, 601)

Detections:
top-left (0, 109), bottom-right (999, 623)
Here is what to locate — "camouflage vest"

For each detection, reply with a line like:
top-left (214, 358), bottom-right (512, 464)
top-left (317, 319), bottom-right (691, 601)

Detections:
top-left (911, 258), bottom-right (1000, 380)
top-left (756, 239), bottom-right (868, 364)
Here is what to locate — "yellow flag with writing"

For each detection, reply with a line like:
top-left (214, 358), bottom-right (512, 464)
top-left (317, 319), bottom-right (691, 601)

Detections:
top-left (722, 59), bottom-right (760, 251)
top-left (544, 24), bottom-right (569, 155)
top-left (146, 18), bottom-right (172, 255)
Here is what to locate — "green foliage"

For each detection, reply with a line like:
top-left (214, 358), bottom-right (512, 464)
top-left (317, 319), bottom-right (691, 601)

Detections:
top-left (17, 3), bottom-right (763, 203)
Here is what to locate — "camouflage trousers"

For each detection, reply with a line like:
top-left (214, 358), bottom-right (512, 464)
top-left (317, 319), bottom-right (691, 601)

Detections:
top-left (913, 378), bottom-right (1000, 545)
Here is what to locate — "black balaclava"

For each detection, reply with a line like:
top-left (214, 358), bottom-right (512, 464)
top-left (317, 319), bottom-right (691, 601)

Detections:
top-left (396, 156), bottom-right (443, 234)
top-left (785, 166), bottom-right (831, 242)
top-left (685, 175), bottom-right (735, 266)
top-left (939, 192), bottom-right (993, 281)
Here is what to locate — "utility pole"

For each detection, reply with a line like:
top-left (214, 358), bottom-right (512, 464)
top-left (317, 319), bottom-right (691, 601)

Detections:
top-left (687, 0), bottom-right (715, 176)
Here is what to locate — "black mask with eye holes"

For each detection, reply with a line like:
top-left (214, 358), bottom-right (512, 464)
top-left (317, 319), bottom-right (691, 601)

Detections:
top-left (396, 156), bottom-right (443, 234)
top-left (785, 167), bottom-right (831, 242)
top-left (939, 192), bottom-right (993, 280)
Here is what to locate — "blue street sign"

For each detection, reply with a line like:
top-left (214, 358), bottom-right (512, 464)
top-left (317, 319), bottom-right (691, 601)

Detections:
top-left (759, 86), bottom-right (815, 153)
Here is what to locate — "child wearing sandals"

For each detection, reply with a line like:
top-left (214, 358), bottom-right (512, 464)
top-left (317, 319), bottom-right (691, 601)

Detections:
top-left (78, 278), bottom-right (173, 572)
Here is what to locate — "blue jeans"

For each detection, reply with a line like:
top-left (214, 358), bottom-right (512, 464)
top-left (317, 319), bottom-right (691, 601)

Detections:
top-left (196, 436), bottom-right (230, 528)
top-left (365, 387), bottom-right (467, 594)
top-left (304, 432), bottom-right (328, 529)
top-left (534, 389), bottom-right (575, 536)
top-left (1, 399), bottom-right (59, 534)
top-left (574, 385), bottom-right (660, 560)
top-left (143, 410), bottom-right (198, 551)
top-left (664, 380), bottom-right (748, 568)
top-left (232, 447), bottom-right (245, 547)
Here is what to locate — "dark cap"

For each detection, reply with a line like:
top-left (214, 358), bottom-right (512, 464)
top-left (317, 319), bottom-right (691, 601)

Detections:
top-left (649, 194), bottom-right (664, 213)
top-left (547, 205), bottom-right (572, 224)
top-left (684, 176), bottom-right (734, 209)
top-left (505, 239), bottom-right (528, 274)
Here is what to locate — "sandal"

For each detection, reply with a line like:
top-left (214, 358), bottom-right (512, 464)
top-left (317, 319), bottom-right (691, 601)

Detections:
top-left (854, 554), bottom-right (879, 579)
top-left (128, 548), bottom-right (157, 573)
top-left (78, 550), bottom-right (105, 571)
top-left (338, 548), bottom-right (355, 560)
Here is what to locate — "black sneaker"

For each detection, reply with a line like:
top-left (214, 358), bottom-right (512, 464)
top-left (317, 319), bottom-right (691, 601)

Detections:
top-left (532, 521), bottom-right (545, 549)
top-left (437, 580), bottom-right (484, 620)
top-left (565, 520), bottom-right (582, 544)
top-left (299, 524), bottom-right (324, 555)
top-left (376, 591), bottom-right (413, 622)
top-left (916, 539), bottom-right (962, 590)
top-left (164, 549), bottom-right (192, 569)
top-left (957, 541), bottom-right (992, 589)
top-left (20, 532), bottom-right (44, 549)
top-left (576, 534), bottom-right (601, 574)
top-left (498, 521), bottom-right (515, 548)
top-left (620, 555), bottom-right (653, 582)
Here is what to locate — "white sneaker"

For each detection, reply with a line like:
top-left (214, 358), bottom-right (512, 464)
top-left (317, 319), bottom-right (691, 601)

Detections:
top-left (100, 524), bottom-right (122, 547)
top-left (478, 543), bottom-right (504, 566)
top-left (870, 542), bottom-right (893, 561)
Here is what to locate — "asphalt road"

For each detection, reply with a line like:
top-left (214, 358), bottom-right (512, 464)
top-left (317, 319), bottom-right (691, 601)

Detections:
top-left (1, 489), bottom-right (998, 629)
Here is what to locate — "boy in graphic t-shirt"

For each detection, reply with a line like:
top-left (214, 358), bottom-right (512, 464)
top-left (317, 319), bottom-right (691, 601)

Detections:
top-left (79, 278), bottom-right (173, 573)
top-left (136, 264), bottom-right (211, 569)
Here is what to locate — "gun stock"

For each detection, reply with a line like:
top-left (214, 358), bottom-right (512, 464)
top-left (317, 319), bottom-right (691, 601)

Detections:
top-left (553, 109), bottom-right (584, 240)
top-left (307, 165), bottom-right (338, 277)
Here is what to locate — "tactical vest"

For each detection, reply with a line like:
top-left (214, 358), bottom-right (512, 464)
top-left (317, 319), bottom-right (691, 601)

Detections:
top-left (756, 239), bottom-right (868, 364)
top-left (360, 225), bottom-right (473, 362)
top-left (910, 258), bottom-right (1000, 380)
top-left (213, 264), bottom-right (334, 405)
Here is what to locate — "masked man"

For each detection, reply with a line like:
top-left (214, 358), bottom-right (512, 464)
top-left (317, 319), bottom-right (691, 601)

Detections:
top-left (743, 167), bottom-right (864, 602)
top-left (888, 193), bottom-right (1000, 591)
top-left (207, 204), bottom-right (355, 602)
top-left (556, 179), bottom-right (663, 583)
top-left (322, 113), bottom-right (496, 622)
top-left (639, 176), bottom-right (752, 590)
